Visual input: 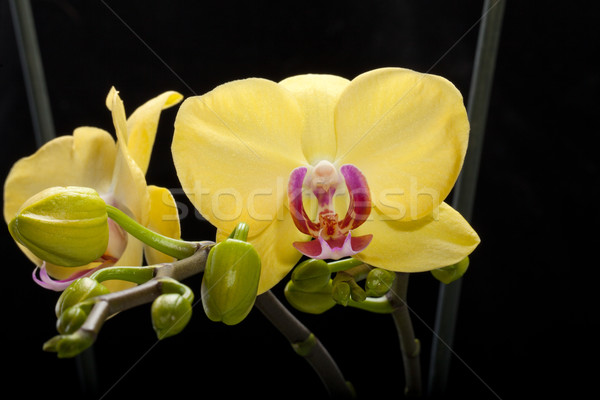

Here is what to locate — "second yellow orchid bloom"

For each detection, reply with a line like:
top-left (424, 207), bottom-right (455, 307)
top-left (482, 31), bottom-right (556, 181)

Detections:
top-left (3, 88), bottom-right (183, 291)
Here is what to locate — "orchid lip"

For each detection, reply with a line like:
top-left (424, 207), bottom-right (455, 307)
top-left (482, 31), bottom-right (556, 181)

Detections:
top-left (288, 162), bottom-right (372, 259)
top-left (32, 257), bottom-right (117, 291)
top-left (293, 232), bottom-right (373, 260)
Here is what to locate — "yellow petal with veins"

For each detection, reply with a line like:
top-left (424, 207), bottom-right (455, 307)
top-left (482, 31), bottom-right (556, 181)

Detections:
top-left (279, 74), bottom-right (349, 165)
top-left (335, 68), bottom-right (469, 221)
top-left (352, 202), bottom-right (480, 272)
top-left (126, 91), bottom-right (183, 174)
top-left (173, 78), bottom-right (305, 236)
top-left (144, 185), bottom-right (181, 265)
top-left (108, 89), bottom-right (150, 227)
top-left (216, 208), bottom-right (309, 294)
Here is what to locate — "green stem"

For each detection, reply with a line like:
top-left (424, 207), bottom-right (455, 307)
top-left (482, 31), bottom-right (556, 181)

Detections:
top-left (327, 257), bottom-right (365, 273)
top-left (106, 205), bottom-right (198, 260)
top-left (158, 277), bottom-right (194, 303)
top-left (388, 272), bottom-right (422, 397)
top-left (254, 290), bottom-right (354, 398)
top-left (347, 296), bottom-right (395, 314)
top-left (90, 266), bottom-right (155, 285)
top-left (229, 222), bottom-right (250, 241)
top-left (43, 244), bottom-right (212, 358)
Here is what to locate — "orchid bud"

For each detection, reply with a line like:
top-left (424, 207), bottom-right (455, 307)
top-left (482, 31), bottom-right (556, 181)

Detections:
top-left (8, 186), bottom-right (109, 267)
top-left (291, 258), bottom-right (331, 292)
top-left (201, 224), bottom-right (261, 325)
top-left (284, 280), bottom-right (336, 314)
top-left (431, 257), bottom-right (470, 284)
top-left (365, 268), bottom-right (396, 297)
top-left (43, 330), bottom-right (95, 359)
top-left (56, 304), bottom-right (91, 334)
top-left (55, 277), bottom-right (110, 317)
top-left (332, 281), bottom-right (351, 306)
top-left (151, 293), bottom-right (193, 339)
top-left (333, 272), bottom-right (366, 305)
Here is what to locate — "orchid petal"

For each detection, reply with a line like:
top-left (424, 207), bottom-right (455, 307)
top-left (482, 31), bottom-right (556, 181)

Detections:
top-left (279, 74), bottom-right (349, 165)
top-left (173, 78), bottom-right (305, 236)
top-left (33, 263), bottom-right (101, 291)
top-left (144, 185), bottom-right (181, 265)
top-left (335, 67), bottom-right (469, 221)
top-left (108, 88), bottom-right (151, 227)
top-left (126, 91), bottom-right (183, 174)
top-left (352, 202), bottom-right (480, 272)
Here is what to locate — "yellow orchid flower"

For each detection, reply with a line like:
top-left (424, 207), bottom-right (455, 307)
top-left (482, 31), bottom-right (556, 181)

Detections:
top-left (172, 67), bottom-right (480, 294)
top-left (3, 88), bottom-right (183, 291)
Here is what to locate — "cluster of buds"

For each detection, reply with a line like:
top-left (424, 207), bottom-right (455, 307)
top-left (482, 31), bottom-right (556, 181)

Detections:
top-left (284, 258), bottom-right (397, 314)
top-left (8, 186), bottom-right (263, 357)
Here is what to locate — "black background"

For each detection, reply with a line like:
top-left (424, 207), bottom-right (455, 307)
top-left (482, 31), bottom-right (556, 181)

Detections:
top-left (1, 1), bottom-right (598, 399)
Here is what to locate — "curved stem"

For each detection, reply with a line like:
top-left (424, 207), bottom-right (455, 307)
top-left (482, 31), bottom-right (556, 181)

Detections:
top-left (347, 296), bottom-right (395, 314)
top-left (106, 205), bottom-right (198, 260)
top-left (254, 290), bottom-right (354, 398)
top-left (43, 244), bottom-right (212, 358)
top-left (327, 257), bottom-right (365, 273)
top-left (387, 272), bottom-right (422, 397)
top-left (90, 266), bottom-right (155, 285)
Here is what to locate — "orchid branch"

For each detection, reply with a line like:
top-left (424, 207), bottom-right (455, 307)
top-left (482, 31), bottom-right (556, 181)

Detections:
top-left (387, 272), bottom-right (422, 397)
top-left (44, 243), bottom-right (211, 357)
top-left (254, 290), bottom-right (355, 398)
top-left (45, 242), bottom-right (353, 397)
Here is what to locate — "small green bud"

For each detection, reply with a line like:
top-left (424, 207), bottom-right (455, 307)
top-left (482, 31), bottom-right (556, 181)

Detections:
top-left (431, 257), bottom-right (470, 284)
top-left (332, 272), bottom-right (365, 305)
top-left (55, 277), bottom-right (110, 317)
top-left (291, 259), bottom-right (331, 292)
top-left (201, 227), bottom-right (261, 325)
top-left (8, 186), bottom-right (109, 267)
top-left (284, 280), bottom-right (336, 314)
top-left (365, 268), bottom-right (396, 297)
top-left (43, 330), bottom-right (95, 358)
top-left (332, 281), bottom-right (351, 306)
top-left (56, 304), bottom-right (92, 334)
top-left (151, 293), bottom-right (193, 340)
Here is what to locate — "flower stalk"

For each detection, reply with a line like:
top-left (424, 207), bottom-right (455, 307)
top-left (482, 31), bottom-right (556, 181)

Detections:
top-left (388, 272), bottom-right (422, 397)
top-left (105, 204), bottom-right (197, 260)
top-left (254, 290), bottom-right (354, 398)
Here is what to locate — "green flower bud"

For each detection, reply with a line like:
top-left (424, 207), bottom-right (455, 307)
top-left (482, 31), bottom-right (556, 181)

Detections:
top-left (332, 281), bottom-right (351, 306)
top-left (431, 257), bottom-right (470, 284)
top-left (365, 268), bottom-right (396, 297)
top-left (56, 304), bottom-right (92, 334)
top-left (8, 186), bottom-right (109, 267)
top-left (332, 272), bottom-right (365, 305)
top-left (151, 293), bottom-right (193, 340)
top-left (43, 330), bottom-right (95, 358)
top-left (291, 259), bottom-right (331, 292)
top-left (55, 277), bottom-right (110, 317)
top-left (284, 280), bottom-right (336, 314)
top-left (201, 232), bottom-right (261, 326)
